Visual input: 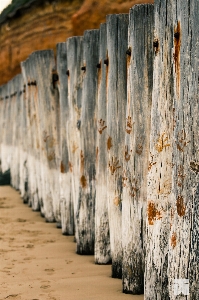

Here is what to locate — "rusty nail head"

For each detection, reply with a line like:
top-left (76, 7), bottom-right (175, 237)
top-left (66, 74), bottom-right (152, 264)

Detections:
top-left (96, 63), bottom-right (101, 68)
top-left (66, 70), bottom-right (70, 76)
top-left (104, 59), bottom-right (109, 66)
top-left (126, 48), bottom-right (131, 56)
top-left (81, 66), bottom-right (86, 71)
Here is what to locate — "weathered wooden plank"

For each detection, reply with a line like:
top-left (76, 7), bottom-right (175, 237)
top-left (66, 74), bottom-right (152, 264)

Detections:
top-left (76, 29), bottom-right (99, 254)
top-left (95, 22), bottom-right (111, 264)
top-left (66, 36), bottom-right (83, 239)
top-left (145, 0), bottom-right (175, 299)
top-left (21, 59), bottom-right (41, 210)
top-left (29, 50), bottom-right (60, 222)
top-left (56, 42), bottom-right (74, 234)
top-left (168, 1), bottom-right (199, 299)
top-left (106, 13), bottom-right (129, 278)
top-left (122, 4), bottom-right (154, 294)
top-left (10, 74), bottom-right (23, 190)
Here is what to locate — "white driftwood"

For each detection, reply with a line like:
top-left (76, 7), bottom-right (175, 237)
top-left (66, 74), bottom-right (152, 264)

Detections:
top-left (76, 29), bottom-right (99, 254)
top-left (122, 4), bottom-right (154, 294)
top-left (145, 0), bottom-right (175, 298)
top-left (95, 22), bottom-right (111, 264)
top-left (66, 36), bottom-right (83, 239)
top-left (106, 13), bottom-right (129, 278)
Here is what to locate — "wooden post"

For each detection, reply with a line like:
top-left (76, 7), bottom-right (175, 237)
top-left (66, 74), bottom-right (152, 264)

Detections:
top-left (76, 29), bottom-right (99, 254)
top-left (145, 0), bottom-right (175, 298)
top-left (106, 13), bottom-right (129, 278)
top-left (28, 50), bottom-right (59, 222)
top-left (95, 23), bottom-right (111, 264)
top-left (56, 42), bottom-right (74, 233)
top-left (168, 1), bottom-right (199, 298)
top-left (122, 4), bottom-right (154, 294)
top-left (66, 36), bottom-right (83, 240)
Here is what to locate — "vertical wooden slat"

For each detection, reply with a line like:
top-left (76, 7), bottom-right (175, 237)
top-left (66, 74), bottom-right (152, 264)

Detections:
top-left (57, 42), bottom-right (74, 234)
top-left (30, 50), bottom-right (59, 222)
top-left (106, 13), bottom-right (129, 278)
top-left (95, 22), bottom-right (111, 264)
top-left (145, 0), bottom-right (174, 299)
top-left (168, 0), bottom-right (199, 299)
top-left (66, 36), bottom-right (83, 239)
top-left (76, 29), bottom-right (99, 254)
top-left (122, 4), bottom-right (154, 294)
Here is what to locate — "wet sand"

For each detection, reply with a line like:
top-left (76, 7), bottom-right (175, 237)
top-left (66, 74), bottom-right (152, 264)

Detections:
top-left (0, 186), bottom-right (144, 300)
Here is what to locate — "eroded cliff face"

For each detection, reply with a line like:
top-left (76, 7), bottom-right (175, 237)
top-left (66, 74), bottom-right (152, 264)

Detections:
top-left (0, 0), bottom-right (154, 85)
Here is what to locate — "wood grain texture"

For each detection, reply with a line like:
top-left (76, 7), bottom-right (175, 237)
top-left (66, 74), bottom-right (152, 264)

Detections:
top-left (95, 22), bottom-right (111, 264)
top-left (168, 1), bottom-right (199, 299)
top-left (76, 29), bottom-right (99, 254)
top-left (122, 4), bottom-right (154, 294)
top-left (145, 0), bottom-right (174, 298)
top-left (57, 42), bottom-right (74, 234)
top-left (66, 36), bottom-right (83, 241)
top-left (106, 13), bottom-right (129, 278)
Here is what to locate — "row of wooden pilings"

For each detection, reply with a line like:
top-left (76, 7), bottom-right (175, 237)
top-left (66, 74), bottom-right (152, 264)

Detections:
top-left (0, 1), bottom-right (199, 298)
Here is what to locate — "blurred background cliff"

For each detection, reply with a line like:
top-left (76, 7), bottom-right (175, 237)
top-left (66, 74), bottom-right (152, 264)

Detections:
top-left (0, 0), bottom-right (153, 86)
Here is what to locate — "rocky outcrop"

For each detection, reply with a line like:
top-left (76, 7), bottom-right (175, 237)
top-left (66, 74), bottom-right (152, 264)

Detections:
top-left (0, 0), bottom-right (153, 85)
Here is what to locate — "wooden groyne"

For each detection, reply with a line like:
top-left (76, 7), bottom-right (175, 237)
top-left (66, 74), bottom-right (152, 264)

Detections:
top-left (0, 1), bottom-right (198, 298)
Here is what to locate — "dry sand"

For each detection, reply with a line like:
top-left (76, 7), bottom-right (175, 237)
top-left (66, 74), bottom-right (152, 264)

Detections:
top-left (0, 186), bottom-right (144, 300)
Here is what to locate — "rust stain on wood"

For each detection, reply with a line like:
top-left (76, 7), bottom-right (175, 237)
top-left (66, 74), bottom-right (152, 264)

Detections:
top-left (69, 161), bottom-right (73, 172)
top-left (174, 21), bottom-right (181, 98)
top-left (171, 232), bottom-right (177, 248)
top-left (114, 196), bottom-right (121, 207)
top-left (155, 132), bottom-right (170, 152)
top-left (190, 161), bottom-right (199, 173)
top-left (136, 136), bottom-right (143, 155)
top-left (107, 136), bottom-right (112, 151)
top-left (126, 116), bottom-right (133, 134)
top-left (108, 156), bottom-right (121, 175)
top-left (72, 142), bottom-right (78, 153)
top-left (124, 145), bottom-right (131, 161)
top-left (98, 119), bottom-right (107, 134)
top-left (47, 151), bottom-right (55, 162)
top-left (80, 175), bottom-right (87, 188)
top-left (176, 195), bottom-right (186, 217)
top-left (147, 201), bottom-right (162, 225)
top-left (96, 147), bottom-right (98, 162)
top-left (80, 150), bottom-right (84, 173)
top-left (176, 129), bottom-right (190, 152)
top-left (60, 161), bottom-right (65, 173)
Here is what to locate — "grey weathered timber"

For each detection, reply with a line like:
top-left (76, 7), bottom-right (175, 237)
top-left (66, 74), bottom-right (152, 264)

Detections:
top-left (106, 13), bottom-right (129, 278)
top-left (145, 0), bottom-right (174, 299)
top-left (10, 74), bottom-right (23, 190)
top-left (168, 1), bottom-right (199, 299)
top-left (95, 22), bottom-right (111, 264)
top-left (21, 58), bottom-right (41, 210)
top-left (57, 42), bottom-right (74, 234)
top-left (76, 29), bottom-right (99, 254)
top-left (20, 59), bottom-right (32, 205)
top-left (30, 50), bottom-right (60, 222)
top-left (66, 36), bottom-right (83, 239)
top-left (122, 4), bottom-right (154, 294)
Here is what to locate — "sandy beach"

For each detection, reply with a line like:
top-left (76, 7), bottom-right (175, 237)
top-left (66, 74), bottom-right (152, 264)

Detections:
top-left (0, 186), bottom-right (144, 300)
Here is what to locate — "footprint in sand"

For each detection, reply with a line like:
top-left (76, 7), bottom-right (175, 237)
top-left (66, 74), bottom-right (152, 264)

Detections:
top-left (4, 294), bottom-right (21, 299)
top-left (44, 268), bottom-right (54, 275)
top-left (40, 285), bottom-right (51, 289)
top-left (16, 218), bottom-right (27, 223)
top-left (26, 244), bottom-right (34, 249)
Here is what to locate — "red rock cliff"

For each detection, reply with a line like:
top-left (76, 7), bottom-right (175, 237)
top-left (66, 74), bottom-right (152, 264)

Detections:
top-left (0, 0), bottom-right (154, 85)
